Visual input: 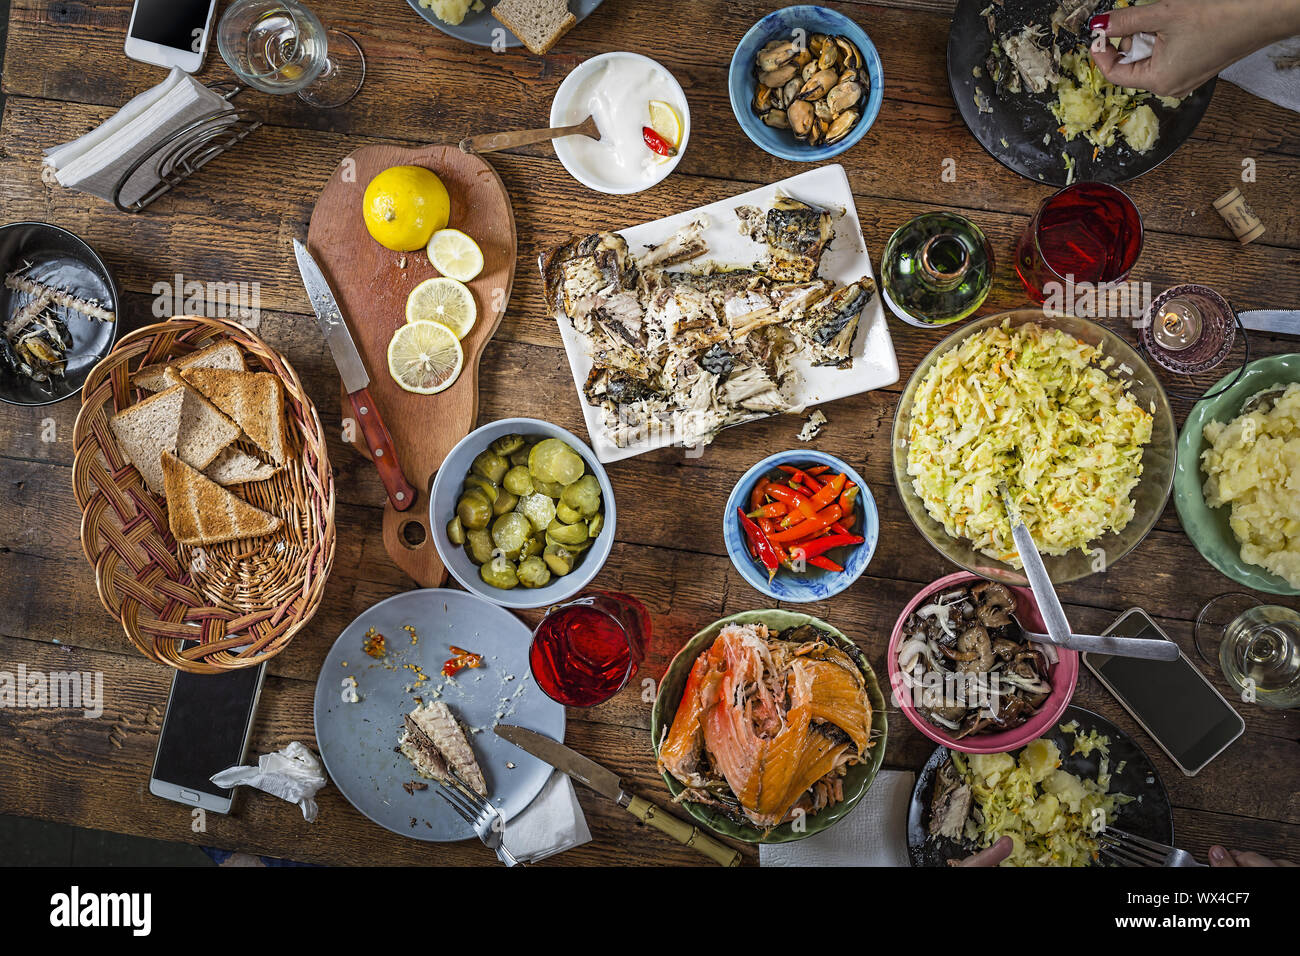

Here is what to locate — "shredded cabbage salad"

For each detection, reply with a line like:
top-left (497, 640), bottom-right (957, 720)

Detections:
top-left (906, 320), bottom-right (1153, 566)
top-left (955, 730), bottom-right (1132, 867)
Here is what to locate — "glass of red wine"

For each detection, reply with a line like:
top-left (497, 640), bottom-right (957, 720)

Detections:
top-left (529, 592), bottom-right (651, 707)
top-left (1015, 182), bottom-right (1143, 304)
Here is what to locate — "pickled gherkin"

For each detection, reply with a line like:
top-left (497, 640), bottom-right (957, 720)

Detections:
top-left (466, 529), bottom-right (494, 565)
top-left (517, 493), bottom-right (557, 533)
top-left (471, 449), bottom-right (509, 484)
top-left (555, 501), bottom-right (583, 525)
top-left (446, 516), bottom-right (466, 545)
top-left (503, 465), bottom-right (534, 497)
top-left (493, 490), bottom-right (519, 516)
top-left (464, 474), bottom-right (499, 505)
top-left (490, 434), bottom-right (526, 457)
top-left (457, 493), bottom-right (493, 530)
top-left (492, 512), bottom-right (532, 559)
top-left (517, 556), bottom-right (552, 589)
top-left (543, 543), bottom-right (576, 576)
top-left (546, 518), bottom-right (589, 547)
top-left (529, 438), bottom-right (584, 485)
top-left (561, 475), bottom-right (602, 517)
top-left (480, 557), bottom-right (518, 589)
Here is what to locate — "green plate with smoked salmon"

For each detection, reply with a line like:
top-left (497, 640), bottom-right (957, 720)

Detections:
top-left (651, 609), bottom-right (888, 843)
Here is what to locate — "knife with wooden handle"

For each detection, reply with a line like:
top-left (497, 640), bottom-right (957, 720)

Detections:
top-left (294, 238), bottom-right (417, 511)
top-left (494, 724), bottom-right (743, 867)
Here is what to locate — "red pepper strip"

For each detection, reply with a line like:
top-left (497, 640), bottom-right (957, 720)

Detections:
top-left (807, 555), bottom-right (843, 573)
top-left (770, 503), bottom-right (844, 543)
top-left (737, 508), bottom-right (781, 578)
top-left (806, 465), bottom-right (831, 476)
top-left (766, 484), bottom-right (819, 523)
top-left (750, 478), bottom-right (771, 513)
top-left (838, 484), bottom-right (860, 513)
top-left (777, 465), bottom-right (807, 484)
top-left (789, 533), bottom-right (864, 561)
top-left (747, 502), bottom-right (787, 519)
top-left (807, 472), bottom-right (847, 511)
top-left (837, 513), bottom-right (856, 532)
top-left (642, 126), bottom-right (678, 156)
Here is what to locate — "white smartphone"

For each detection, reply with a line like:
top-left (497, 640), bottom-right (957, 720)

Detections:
top-left (149, 660), bottom-right (266, 814)
top-left (1084, 608), bottom-right (1245, 777)
top-left (124, 0), bottom-right (220, 73)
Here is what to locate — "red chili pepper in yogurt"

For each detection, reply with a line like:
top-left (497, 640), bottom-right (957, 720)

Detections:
top-left (642, 126), bottom-right (678, 157)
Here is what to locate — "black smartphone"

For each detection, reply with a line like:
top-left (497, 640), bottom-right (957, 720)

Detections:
top-left (125, 0), bottom-right (218, 73)
top-left (149, 662), bottom-right (266, 814)
top-left (1084, 608), bottom-right (1244, 777)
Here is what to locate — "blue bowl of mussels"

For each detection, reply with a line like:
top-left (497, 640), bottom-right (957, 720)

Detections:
top-left (0, 221), bottom-right (119, 406)
top-left (729, 5), bottom-right (884, 162)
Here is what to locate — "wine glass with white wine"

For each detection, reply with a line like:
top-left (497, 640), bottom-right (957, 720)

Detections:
top-left (1196, 593), bottom-right (1300, 709)
top-left (217, 0), bottom-right (365, 109)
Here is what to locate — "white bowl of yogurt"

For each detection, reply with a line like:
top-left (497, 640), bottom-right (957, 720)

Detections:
top-left (549, 52), bottom-right (690, 195)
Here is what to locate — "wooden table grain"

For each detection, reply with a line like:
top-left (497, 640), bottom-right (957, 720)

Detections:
top-left (0, 0), bottom-right (1297, 867)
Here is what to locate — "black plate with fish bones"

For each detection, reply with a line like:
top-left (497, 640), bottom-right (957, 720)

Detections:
top-left (907, 704), bottom-right (1175, 867)
top-left (948, 0), bottom-right (1215, 186)
top-left (0, 221), bottom-right (119, 407)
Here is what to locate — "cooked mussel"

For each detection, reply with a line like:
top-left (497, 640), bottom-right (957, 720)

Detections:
top-left (752, 33), bottom-right (867, 148)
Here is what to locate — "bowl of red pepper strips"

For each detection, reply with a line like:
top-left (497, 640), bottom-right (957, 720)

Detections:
top-left (724, 450), bottom-right (878, 602)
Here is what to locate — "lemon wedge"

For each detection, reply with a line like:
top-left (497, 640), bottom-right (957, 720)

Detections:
top-left (428, 228), bottom-right (485, 282)
top-left (405, 276), bottom-right (477, 339)
top-left (648, 100), bottom-right (683, 149)
top-left (387, 320), bottom-right (463, 394)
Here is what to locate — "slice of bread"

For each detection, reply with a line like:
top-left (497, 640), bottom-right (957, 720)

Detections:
top-left (176, 386), bottom-right (241, 470)
top-left (161, 451), bottom-right (282, 547)
top-left (109, 386), bottom-right (186, 493)
top-left (180, 367), bottom-right (289, 465)
top-left (205, 446), bottom-right (278, 486)
top-left (491, 0), bottom-right (576, 56)
top-left (133, 340), bottom-right (246, 392)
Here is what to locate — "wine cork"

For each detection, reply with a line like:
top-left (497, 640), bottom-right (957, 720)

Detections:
top-left (1213, 187), bottom-right (1265, 244)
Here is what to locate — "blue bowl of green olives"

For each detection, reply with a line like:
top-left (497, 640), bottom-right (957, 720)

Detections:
top-left (431, 418), bottom-right (617, 610)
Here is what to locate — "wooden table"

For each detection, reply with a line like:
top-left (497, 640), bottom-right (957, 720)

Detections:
top-left (1, 0), bottom-right (1297, 867)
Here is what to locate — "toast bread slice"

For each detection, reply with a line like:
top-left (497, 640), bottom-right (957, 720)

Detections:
top-left (491, 0), bottom-right (576, 56)
top-left (161, 451), bottom-right (282, 546)
top-left (180, 367), bottom-right (289, 465)
top-left (108, 386), bottom-right (186, 493)
top-left (132, 340), bottom-right (246, 392)
top-left (205, 446), bottom-right (279, 486)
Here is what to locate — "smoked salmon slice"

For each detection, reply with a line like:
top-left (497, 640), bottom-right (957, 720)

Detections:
top-left (658, 621), bottom-right (873, 829)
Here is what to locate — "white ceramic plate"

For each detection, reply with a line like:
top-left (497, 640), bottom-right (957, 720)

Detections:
top-left (550, 165), bottom-right (900, 463)
top-left (312, 589), bottom-right (565, 842)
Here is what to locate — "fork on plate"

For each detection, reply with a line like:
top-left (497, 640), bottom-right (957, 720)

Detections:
top-left (1098, 827), bottom-right (1205, 867)
top-left (436, 771), bottom-right (521, 868)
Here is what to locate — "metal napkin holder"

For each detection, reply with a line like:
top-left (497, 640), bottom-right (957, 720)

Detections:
top-left (111, 83), bottom-right (263, 214)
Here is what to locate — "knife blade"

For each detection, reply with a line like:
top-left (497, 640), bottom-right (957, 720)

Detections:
top-left (293, 239), bottom-right (416, 512)
top-left (1238, 310), bottom-right (1300, 336)
top-left (998, 482), bottom-right (1179, 661)
top-left (494, 724), bottom-right (742, 867)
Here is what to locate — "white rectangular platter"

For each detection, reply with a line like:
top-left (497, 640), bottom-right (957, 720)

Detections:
top-left (551, 164), bottom-right (900, 464)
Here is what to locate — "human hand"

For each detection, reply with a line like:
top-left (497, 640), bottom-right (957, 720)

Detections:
top-left (957, 835), bottom-right (1014, 866)
top-left (1088, 0), bottom-right (1300, 97)
top-left (1208, 845), bottom-right (1298, 867)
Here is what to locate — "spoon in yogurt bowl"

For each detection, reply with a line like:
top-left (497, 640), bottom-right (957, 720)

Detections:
top-left (460, 115), bottom-right (601, 155)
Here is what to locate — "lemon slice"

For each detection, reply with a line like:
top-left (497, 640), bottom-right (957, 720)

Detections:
top-left (405, 276), bottom-right (477, 339)
top-left (387, 320), bottom-right (463, 394)
top-left (648, 100), bottom-right (683, 149)
top-left (428, 228), bottom-right (485, 282)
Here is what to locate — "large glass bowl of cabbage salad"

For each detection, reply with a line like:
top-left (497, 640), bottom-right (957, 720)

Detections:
top-left (892, 310), bottom-right (1176, 584)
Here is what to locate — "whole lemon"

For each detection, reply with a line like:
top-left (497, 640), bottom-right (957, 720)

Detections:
top-left (362, 166), bottom-right (450, 252)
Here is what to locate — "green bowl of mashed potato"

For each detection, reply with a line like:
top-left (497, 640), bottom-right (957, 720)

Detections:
top-left (1176, 353), bottom-right (1300, 595)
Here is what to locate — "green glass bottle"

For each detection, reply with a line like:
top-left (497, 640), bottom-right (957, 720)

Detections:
top-left (880, 212), bottom-right (994, 328)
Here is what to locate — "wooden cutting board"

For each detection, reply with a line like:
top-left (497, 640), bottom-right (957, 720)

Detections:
top-left (307, 144), bottom-right (517, 587)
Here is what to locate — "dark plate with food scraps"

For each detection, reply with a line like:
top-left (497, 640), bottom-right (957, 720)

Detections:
top-left (907, 705), bottom-right (1173, 866)
top-left (947, 0), bottom-right (1214, 186)
top-left (0, 221), bottom-right (118, 406)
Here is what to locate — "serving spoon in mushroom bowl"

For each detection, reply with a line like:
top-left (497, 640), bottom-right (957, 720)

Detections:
top-left (998, 482), bottom-right (1180, 662)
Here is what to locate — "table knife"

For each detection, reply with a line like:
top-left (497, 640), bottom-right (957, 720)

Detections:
top-left (494, 724), bottom-right (742, 867)
top-left (998, 482), bottom-right (1179, 662)
top-left (1238, 309), bottom-right (1299, 336)
top-left (293, 239), bottom-right (416, 511)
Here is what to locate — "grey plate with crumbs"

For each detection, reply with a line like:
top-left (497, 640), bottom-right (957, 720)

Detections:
top-left (313, 589), bottom-right (565, 843)
top-left (404, 0), bottom-right (605, 49)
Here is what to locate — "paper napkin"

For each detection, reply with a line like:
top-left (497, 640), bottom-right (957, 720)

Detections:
top-left (44, 67), bottom-right (235, 207)
top-left (758, 769), bottom-right (915, 867)
top-left (501, 771), bottom-right (592, 863)
top-left (1221, 39), bottom-right (1300, 114)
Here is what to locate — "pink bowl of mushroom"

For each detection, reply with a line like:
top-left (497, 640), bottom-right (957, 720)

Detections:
top-left (887, 571), bottom-right (1079, 755)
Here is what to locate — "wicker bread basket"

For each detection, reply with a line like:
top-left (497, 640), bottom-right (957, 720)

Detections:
top-left (71, 315), bottom-right (335, 673)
